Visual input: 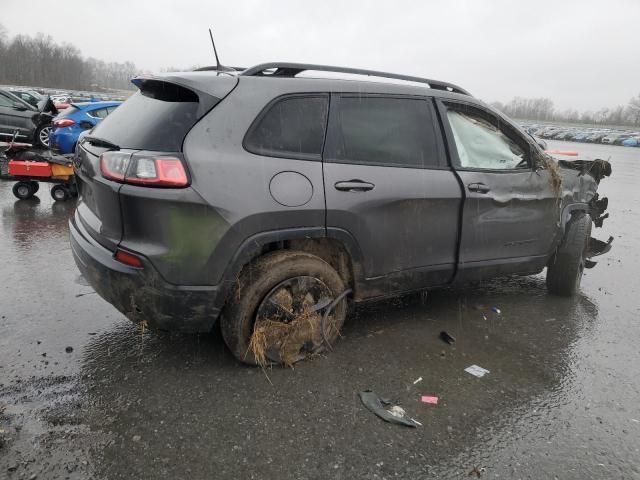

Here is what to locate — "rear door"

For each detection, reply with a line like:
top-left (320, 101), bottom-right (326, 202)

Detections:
top-left (438, 100), bottom-right (558, 279)
top-left (323, 94), bottom-right (461, 292)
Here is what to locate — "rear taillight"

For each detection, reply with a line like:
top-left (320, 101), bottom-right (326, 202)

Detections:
top-left (125, 157), bottom-right (188, 187)
top-left (115, 248), bottom-right (144, 268)
top-left (99, 151), bottom-right (189, 187)
top-left (100, 151), bottom-right (130, 182)
top-left (53, 119), bottom-right (76, 128)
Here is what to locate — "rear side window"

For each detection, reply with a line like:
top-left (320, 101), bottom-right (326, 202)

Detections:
top-left (244, 95), bottom-right (329, 160)
top-left (332, 96), bottom-right (440, 168)
top-left (91, 81), bottom-right (204, 151)
top-left (88, 108), bottom-right (109, 119)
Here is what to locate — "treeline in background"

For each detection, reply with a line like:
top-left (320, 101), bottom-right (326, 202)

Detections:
top-left (0, 24), bottom-right (138, 92)
top-left (1, 24), bottom-right (639, 127)
top-left (491, 95), bottom-right (640, 127)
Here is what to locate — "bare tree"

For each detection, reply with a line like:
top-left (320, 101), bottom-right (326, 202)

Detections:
top-left (0, 23), bottom-right (138, 92)
top-left (628, 94), bottom-right (640, 126)
top-left (493, 94), bottom-right (640, 127)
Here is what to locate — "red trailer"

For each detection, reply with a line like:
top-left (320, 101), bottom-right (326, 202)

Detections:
top-left (1, 141), bottom-right (77, 201)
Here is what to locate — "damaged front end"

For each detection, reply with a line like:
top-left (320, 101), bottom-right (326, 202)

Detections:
top-left (557, 158), bottom-right (613, 268)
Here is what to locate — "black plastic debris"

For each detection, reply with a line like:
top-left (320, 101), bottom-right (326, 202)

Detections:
top-left (439, 331), bottom-right (456, 345)
top-left (587, 236), bottom-right (614, 257)
top-left (358, 390), bottom-right (420, 428)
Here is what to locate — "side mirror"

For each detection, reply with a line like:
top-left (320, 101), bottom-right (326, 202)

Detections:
top-left (12, 104), bottom-right (28, 111)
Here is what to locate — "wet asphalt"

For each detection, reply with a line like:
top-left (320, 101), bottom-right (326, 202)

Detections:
top-left (0, 140), bottom-right (639, 479)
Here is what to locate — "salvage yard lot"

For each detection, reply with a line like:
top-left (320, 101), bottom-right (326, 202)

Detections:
top-left (1, 140), bottom-right (639, 479)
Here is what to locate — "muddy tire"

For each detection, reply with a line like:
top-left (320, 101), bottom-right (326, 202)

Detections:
top-left (546, 213), bottom-right (592, 296)
top-left (221, 251), bottom-right (348, 366)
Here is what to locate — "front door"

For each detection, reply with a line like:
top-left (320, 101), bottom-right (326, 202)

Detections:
top-left (0, 91), bottom-right (33, 140)
top-left (438, 100), bottom-right (558, 281)
top-left (323, 94), bottom-right (462, 295)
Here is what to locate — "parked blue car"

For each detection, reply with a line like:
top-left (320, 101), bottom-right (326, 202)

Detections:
top-left (49, 101), bottom-right (121, 154)
top-left (622, 137), bottom-right (640, 147)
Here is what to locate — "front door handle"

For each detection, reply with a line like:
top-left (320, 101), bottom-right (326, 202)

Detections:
top-left (467, 182), bottom-right (490, 194)
top-left (334, 180), bottom-right (375, 192)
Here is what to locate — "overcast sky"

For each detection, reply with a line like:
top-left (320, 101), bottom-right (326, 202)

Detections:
top-left (3, 0), bottom-right (638, 111)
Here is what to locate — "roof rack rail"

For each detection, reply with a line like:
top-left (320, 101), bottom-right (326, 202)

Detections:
top-left (240, 62), bottom-right (470, 95)
top-left (193, 66), bottom-right (245, 72)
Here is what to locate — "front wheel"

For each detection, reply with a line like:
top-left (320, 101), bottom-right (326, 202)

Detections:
top-left (547, 214), bottom-right (592, 296)
top-left (12, 181), bottom-right (35, 200)
top-left (221, 251), bottom-right (348, 366)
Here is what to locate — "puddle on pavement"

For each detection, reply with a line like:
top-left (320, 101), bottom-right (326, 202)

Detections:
top-left (1, 141), bottom-right (639, 478)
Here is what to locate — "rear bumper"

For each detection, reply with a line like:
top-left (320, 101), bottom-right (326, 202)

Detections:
top-left (49, 129), bottom-right (76, 154)
top-left (69, 214), bottom-right (223, 332)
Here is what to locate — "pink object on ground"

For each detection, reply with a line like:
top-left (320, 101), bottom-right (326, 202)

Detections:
top-left (420, 395), bottom-right (439, 405)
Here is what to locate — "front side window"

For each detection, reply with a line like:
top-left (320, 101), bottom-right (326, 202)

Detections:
top-left (333, 96), bottom-right (439, 168)
top-left (244, 95), bottom-right (329, 159)
top-left (446, 106), bottom-right (528, 170)
top-left (0, 93), bottom-right (14, 108)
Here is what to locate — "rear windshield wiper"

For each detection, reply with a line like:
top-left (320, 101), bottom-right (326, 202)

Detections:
top-left (83, 135), bottom-right (120, 150)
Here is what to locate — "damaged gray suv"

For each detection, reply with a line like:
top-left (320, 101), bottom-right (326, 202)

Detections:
top-left (70, 62), bottom-right (612, 365)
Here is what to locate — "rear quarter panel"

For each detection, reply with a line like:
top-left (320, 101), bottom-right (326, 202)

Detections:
top-left (181, 78), bottom-right (328, 285)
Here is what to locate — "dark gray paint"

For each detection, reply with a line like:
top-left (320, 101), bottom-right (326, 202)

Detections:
top-left (74, 145), bottom-right (127, 252)
top-left (70, 69), bottom-right (609, 332)
top-left (323, 162), bottom-right (461, 281)
top-left (269, 171), bottom-right (314, 207)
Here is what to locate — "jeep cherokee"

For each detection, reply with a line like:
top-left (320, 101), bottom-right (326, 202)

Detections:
top-left (69, 62), bottom-right (612, 365)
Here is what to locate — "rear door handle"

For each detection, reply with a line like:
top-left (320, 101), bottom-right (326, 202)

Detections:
top-left (334, 180), bottom-right (375, 192)
top-left (467, 182), bottom-right (490, 194)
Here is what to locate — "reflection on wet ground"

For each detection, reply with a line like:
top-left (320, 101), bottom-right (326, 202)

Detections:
top-left (1, 141), bottom-right (639, 479)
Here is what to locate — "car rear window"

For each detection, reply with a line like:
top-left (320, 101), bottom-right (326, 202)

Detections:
top-left (90, 81), bottom-right (203, 151)
top-left (332, 96), bottom-right (440, 169)
top-left (244, 94), bottom-right (329, 160)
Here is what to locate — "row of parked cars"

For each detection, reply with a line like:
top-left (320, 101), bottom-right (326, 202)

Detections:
top-left (522, 123), bottom-right (640, 147)
top-left (0, 87), bottom-right (121, 153)
top-left (6, 86), bottom-right (125, 110)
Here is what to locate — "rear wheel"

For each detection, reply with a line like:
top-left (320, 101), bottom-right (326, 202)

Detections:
top-left (12, 181), bottom-right (35, 200)
top-left (51, 184), bottom-right (70, 201)
top-left (547, 213), bottom-right (592, 296)
top-left (29, 181), bottom-right (39, 193)
top-left (221, 251), bottom-right (348, 366)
